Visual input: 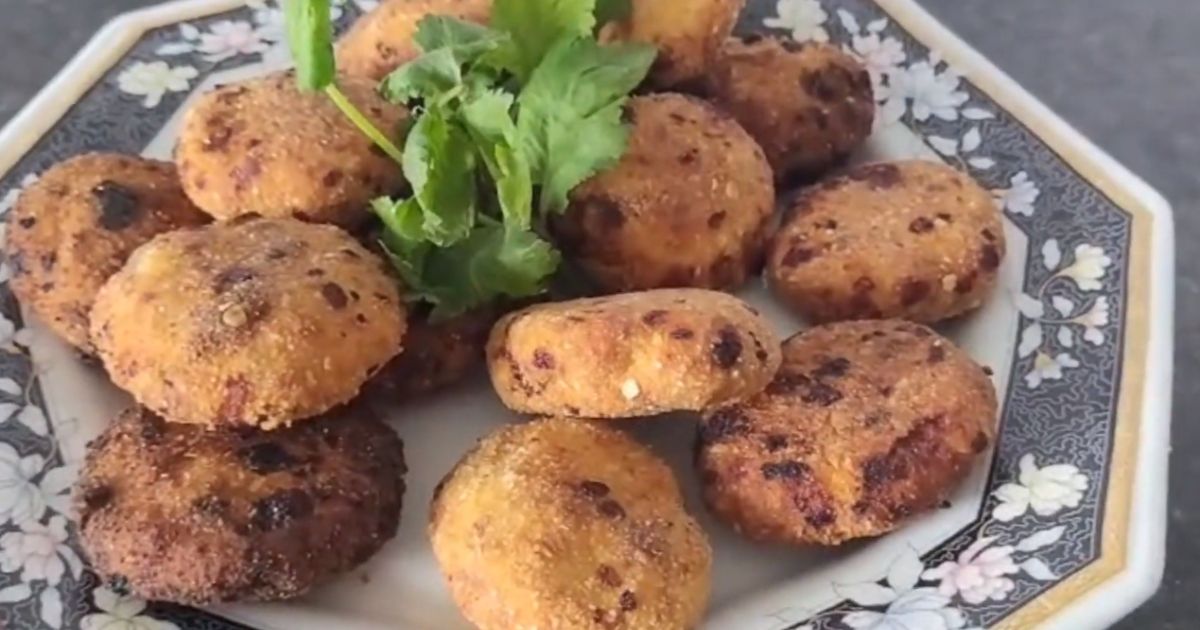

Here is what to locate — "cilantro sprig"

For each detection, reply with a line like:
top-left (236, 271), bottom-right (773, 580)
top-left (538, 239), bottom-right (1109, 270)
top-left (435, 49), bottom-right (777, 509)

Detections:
top-left (285, 0), bottom-right (652, 320)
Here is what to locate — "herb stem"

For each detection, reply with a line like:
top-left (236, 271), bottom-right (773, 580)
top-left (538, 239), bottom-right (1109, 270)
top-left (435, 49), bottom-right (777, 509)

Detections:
top-left (324, 83), bottom-right (406, 165)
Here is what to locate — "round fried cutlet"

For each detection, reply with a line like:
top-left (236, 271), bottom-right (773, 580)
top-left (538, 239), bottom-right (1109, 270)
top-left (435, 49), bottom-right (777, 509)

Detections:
top-left (600, 0), bottom-right (743, 88)
top-left (430, 417), bottom-right (712, 630)
top-left (176, 72), bottom-right (407, 227)
top-left (554, 94), bottom-right (774, 294)
top-left (337, 0), bottom-right (494, 80)
top-left (90, 217), bottom-right (405, 429)
top-left (365, 306), bottom-right (499, 400)
top-left (707, 37), bottom-right (875, 180)
top-left (767, 160), bottom-right (1006, 324)
top-left (76, 406), bottom-right (406, 604)
top-left (5, 153), bottom-right (208, 353)
top-left (696, 320), bottom-right (997, 546)
top-left (487, 289), bottom-right (781, 418)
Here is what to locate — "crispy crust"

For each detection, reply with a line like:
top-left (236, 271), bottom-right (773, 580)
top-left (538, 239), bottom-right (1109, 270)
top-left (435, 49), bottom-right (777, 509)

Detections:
top-left (486, 289), bottom-right (781, 418)
top-left (176, 72), bottom-right (407, 227)
top-left (696, 320), bottom-right (998, 545)
top-left (5, 153), bottom-right (207, 352)
top-left (90, 217), bottom-right (405, 429)
top-left (430, 417), bottom-right (712, 630)
top-left (555, 94), bottom-right (774, 294)
top-left (707, 37), bottom-right (875, 180)
top-left (76, 406), bottom-right (406, 604)
top-left (767, 160), bottom-right (1007, 324)
top-left (337, 0), bottom-right (494, 81)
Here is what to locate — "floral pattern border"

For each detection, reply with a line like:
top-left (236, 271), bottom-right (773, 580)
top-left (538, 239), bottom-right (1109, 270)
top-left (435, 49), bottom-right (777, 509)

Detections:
top-left (0, 0), bottom-right (1134, 628)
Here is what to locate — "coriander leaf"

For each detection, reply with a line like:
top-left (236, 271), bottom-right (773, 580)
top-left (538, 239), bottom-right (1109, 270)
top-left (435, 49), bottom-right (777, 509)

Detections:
top-left (285, 0), bottom-right (335, 91)
top-left (521, 37), bottom-right (656, 118)
top-left (533, 101), bottom-right (628, 215)
top-left (380, 48), bottom-right (463, 104)
top-left (403, 108), bottom-right (478, 246)
top-left (489, 0), bottom-right (597, 82)
top-left (516, 37), bottom-right (656, 214)
top-left (416, 223), bottom-right (560, 320)
top-left (414, 16), bottom-right (507, 62)
top-left (460, 91), bottom-right (533, 227)
top-left (372, 197), bottom-right (430, 286)
top-left (594, 0), bottom-right (633, 28)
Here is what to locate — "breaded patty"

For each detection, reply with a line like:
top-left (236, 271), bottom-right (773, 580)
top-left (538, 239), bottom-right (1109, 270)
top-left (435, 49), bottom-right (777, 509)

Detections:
top-left (4, 153), bottom-right (207, 352)
top-left (365, 306), bottom-right (499, 400)
top-left (767, 161), bottom-right (1006, 324)
top-left (431, 417), bottom-right (712, 630)
top-left (601, 0), bottom-right (743, 88)
top-left (76, 406), bottom-right (406, 604)
top-left (91, 217), bottom-right (405, 429)
top-left (337, 0), bottom-right (494, 80)
top-left (696, 320), bottom-right (997, 546)
top-left (555, 94), bottom-right (774, 294)
top-left (487, 289), bottom-right (781, 418)
top-left (176, 72), bottom-right (407, 227)
top-left (707, 37), bottom-right (875, 180)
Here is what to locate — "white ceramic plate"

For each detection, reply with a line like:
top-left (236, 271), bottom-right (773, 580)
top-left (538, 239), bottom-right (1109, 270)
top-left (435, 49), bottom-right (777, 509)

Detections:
top-left (0, 1), bottom-right (1174, 629)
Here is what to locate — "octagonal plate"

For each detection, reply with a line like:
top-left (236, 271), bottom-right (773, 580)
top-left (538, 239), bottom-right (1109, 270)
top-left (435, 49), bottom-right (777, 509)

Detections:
top-left (0, 1), bottom-right (1173, 629)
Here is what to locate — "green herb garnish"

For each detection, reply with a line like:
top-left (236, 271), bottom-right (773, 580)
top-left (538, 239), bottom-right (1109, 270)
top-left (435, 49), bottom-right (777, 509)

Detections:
top-left (285, 0), bottom-right (655, 320)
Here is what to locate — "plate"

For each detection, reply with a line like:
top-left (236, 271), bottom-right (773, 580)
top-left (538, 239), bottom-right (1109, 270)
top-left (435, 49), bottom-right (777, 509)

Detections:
top-left (0, 1), bottom-right (1174, 629)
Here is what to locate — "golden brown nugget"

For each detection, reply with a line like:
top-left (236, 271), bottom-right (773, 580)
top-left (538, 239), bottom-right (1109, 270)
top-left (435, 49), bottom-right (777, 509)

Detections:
top-left (696, 320), bottom-right (997, 546)
top-left (707, 37), bottom-right (875, 180)
top-left (767, 161), bottom-right (1006, 324)
top-left (430, 417), bottom-right (712, 630)
top-left (91, 217), bottom-right (405, 429)
top-left (487, 289), bottom-right (781, 418)
top-left (337, 0), bottom-right (494, 80)
top-left (176, 72), bottom-right (407, 227)
top-left (601, 0), bottom-right (744, 88)
top-left (555, 94), bottom-right (774, 294)
top-left (5, 153), bottom-right (208, 352)
top-left (76, 406), bottom-right (406, 605)
top-left (365, 306), bottom-right (499, 400)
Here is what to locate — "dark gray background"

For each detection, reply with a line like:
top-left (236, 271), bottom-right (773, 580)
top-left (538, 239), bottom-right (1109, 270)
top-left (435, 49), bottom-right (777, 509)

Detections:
top-left (0, 1), bottom-right (1192, 628)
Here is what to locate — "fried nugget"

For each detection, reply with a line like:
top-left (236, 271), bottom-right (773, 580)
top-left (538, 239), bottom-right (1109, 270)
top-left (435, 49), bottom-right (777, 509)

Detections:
top-left (176, 72), bottom-right (407, 227)
top-left (337, 0), bottom-right (494, 80)
top-left (487, 289), bottom-right (781, 418)
top-left (707, 37), bottom-right (875, 180)
top-left (696, 320), bottom-right (997, 545)
top-left (767, 160), bottom-right (1006, 324)
top-left (431, 417), bottom-right (711, 630)
top-left (91, 217), bottom-right (405, 429)
top-left (4, 153), bottom-right (207, 352)
top-left (365, 306), bottom-right (499, 400)
top-left (76, 406), bottom-right (406, 604)
top-left (555, 94), bottom-right (774, 294)
top-left (601, 0), bottom-right (744, 88)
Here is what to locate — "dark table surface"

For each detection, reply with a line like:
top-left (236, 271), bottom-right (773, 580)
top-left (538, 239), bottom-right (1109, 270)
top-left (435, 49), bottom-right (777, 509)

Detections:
top-left (0, 0), bottom-right (1193, 627)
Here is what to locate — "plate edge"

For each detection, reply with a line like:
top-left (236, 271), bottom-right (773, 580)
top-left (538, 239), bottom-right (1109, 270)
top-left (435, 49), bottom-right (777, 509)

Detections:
top-left (875, 1), bottom-right (1173, 628)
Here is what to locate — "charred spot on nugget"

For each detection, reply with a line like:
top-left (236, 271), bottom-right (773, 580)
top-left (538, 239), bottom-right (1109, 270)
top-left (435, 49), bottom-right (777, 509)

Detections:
top-left (90, 217), bottom-right (406, 429)
top-left (555, 94), bottom-right (774, 294)
top-left (76, 406), bottom-right (406, 605)
top-left (176, 72), bottom-right (407, 227)
top-left (696, 320), bottom-right (998, 546)
top-left (768, 160), bottom-right (1006, 324)
top-left (430, 418), bottom-right (712, 630)
top-left (707, 37), bottom-right (875, 180)
top-left (487, 289), bottom-right (782, 418)
top-left (4, 153), bottom-right (207, 352)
